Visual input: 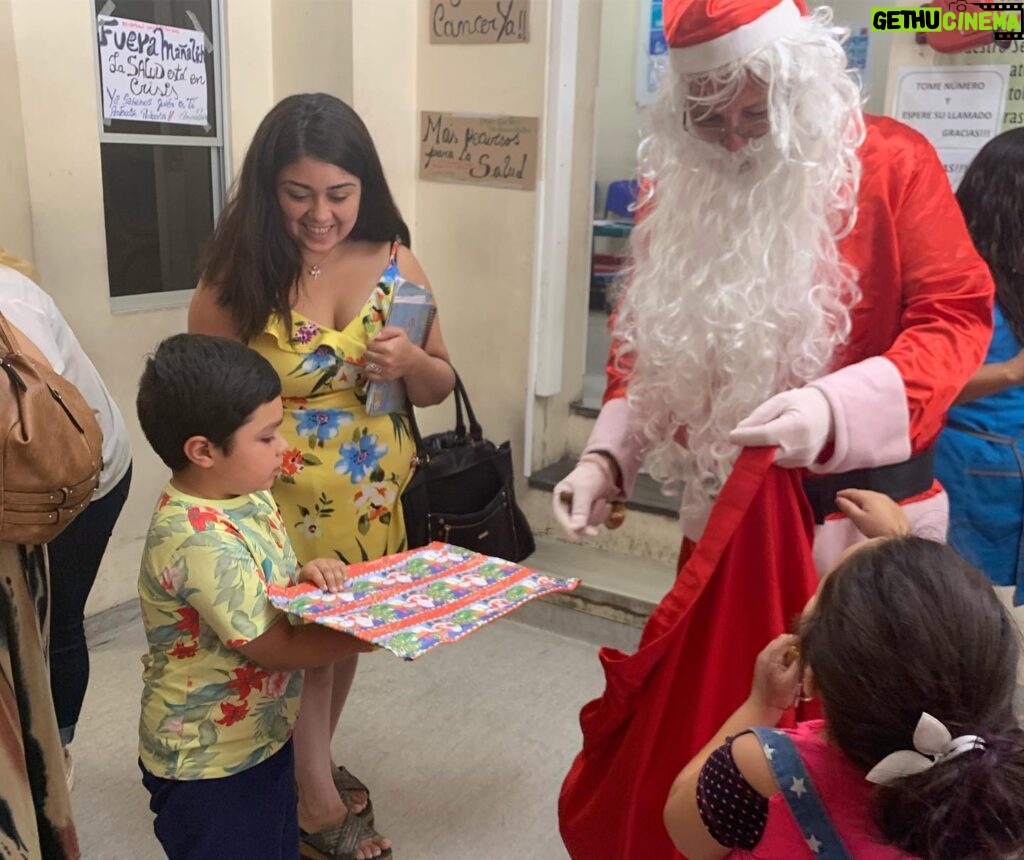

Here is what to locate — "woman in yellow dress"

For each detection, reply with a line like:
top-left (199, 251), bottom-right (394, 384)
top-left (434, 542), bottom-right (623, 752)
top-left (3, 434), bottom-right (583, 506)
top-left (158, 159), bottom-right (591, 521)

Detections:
top-left (189, 93), bottom-right (455, 860)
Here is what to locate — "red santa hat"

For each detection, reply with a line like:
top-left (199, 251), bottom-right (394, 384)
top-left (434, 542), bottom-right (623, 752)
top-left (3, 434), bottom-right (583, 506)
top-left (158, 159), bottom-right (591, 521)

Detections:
top-left (665, 0), bottom-right (809, 75)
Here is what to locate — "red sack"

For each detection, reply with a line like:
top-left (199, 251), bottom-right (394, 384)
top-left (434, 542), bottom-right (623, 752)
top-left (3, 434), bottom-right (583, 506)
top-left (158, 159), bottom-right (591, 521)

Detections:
top-left (559, 447), bottom-right (821, 860)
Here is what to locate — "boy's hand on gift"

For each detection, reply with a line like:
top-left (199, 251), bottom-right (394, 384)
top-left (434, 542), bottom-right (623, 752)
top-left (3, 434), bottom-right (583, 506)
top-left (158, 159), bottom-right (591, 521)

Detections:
top-left (299, 558), bottom-right (348, 593)
top-left (749, 633), bottom-right (802, 715)
top-left (835, 488), bottom-right (910, 539)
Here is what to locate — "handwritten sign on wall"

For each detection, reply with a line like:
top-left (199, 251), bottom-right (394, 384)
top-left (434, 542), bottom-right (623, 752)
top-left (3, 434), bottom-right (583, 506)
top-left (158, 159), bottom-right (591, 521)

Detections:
top-left (893, 65), bottom-right (1009, 189)
top-left (97, 15), bottom-right (208, 126)
top-left (419, 112), bottom-right (539, 190)
top-left (429, 0), bottom-right (529, 44)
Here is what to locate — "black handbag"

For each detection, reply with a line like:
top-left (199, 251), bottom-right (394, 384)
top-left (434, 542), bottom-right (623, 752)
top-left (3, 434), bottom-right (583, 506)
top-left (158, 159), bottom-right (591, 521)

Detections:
top-left (402, 373), bottom-right (535, 562)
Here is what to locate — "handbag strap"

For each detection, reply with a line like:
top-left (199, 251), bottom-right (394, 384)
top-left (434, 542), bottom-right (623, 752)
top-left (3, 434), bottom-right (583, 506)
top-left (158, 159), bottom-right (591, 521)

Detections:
top-left (748, 727), bottom-right (854, 859)
top-left (0, 311), bottom-right (22, 359)
top-left (406, 369), bottom-right (483, 457)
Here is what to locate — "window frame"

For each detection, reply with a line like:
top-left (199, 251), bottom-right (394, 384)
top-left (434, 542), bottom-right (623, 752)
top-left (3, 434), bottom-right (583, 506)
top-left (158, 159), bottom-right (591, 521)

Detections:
top-left (90, 0), bottom-right (229, 313)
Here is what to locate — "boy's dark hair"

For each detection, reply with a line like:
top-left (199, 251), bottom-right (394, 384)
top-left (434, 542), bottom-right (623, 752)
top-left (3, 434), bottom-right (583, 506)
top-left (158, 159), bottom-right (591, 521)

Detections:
top-left (801, 537), bottom-right (1024, 860)
top-left (199, 92), bottom-right (410, 342)
top-left (137, 334), bottom-right (282, 471)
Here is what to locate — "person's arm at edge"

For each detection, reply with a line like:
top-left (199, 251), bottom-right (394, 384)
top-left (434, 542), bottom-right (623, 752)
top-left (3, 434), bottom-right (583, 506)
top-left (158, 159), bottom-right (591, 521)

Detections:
top-left (187, 281), bottom-right (244, 341)
top-left (237, 614), bottom-right (374, 672)
top-left (664, 635), bottom-right (797, 859)
top-left (953, 349), bottom-right (1024, 405)
top-left (393, 246), bottom-right (455, 407)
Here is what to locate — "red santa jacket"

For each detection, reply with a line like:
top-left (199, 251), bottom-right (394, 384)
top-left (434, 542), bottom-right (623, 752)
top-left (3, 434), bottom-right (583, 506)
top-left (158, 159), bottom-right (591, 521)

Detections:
top-left (589, 116), bottom-right (994, 490)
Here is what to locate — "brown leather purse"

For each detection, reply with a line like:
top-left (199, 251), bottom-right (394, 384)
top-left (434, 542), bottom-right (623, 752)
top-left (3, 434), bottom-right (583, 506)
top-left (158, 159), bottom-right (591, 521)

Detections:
top-left (0, 311), bottom-right (103, 543)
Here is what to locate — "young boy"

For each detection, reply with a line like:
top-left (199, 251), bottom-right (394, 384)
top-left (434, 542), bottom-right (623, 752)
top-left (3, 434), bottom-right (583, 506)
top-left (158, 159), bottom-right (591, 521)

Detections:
top-left (135, 334), bottom-right (385, 860)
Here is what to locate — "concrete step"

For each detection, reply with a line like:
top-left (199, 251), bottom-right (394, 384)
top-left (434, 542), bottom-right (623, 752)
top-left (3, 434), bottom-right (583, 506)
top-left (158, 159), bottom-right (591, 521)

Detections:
top-left (524, 454), bottom-right (682, 566)
top-left (514, 536), bottom-right (676, 651)
top-left (522, 484), bottom-right (681, 565)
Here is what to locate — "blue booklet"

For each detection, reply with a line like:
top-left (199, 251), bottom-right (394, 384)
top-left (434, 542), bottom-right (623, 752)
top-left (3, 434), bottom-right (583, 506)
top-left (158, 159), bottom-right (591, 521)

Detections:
top-left (365, 277), bottom-right (436, 416)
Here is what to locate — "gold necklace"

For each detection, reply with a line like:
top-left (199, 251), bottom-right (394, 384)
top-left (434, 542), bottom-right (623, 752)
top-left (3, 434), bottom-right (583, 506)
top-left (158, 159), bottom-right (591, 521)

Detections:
top-left (305, 246), bottom-right (337, 280)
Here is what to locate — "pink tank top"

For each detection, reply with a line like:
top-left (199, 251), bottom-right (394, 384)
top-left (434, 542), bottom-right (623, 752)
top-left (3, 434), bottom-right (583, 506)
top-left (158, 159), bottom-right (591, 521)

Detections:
top-left (731, 720), bottom-right (915, 859)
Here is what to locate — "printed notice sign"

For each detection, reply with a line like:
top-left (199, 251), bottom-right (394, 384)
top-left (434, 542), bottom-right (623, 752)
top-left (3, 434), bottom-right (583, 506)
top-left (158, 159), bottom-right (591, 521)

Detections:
top-left (419, 112), bottom-right (539, 190)
top-left (97, 15), bottom-right (208, 125)
top-left (892, 65), bottom-right (1009, 187)
top-left (429, 0), bottom-right (529, 44)
top-left (636, 0), bottom-right (668, 107)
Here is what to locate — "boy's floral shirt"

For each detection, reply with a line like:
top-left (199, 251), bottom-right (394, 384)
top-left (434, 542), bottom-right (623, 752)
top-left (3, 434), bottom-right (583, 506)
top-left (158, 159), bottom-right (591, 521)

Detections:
top-left (138, 485), bottom-right (303, 780)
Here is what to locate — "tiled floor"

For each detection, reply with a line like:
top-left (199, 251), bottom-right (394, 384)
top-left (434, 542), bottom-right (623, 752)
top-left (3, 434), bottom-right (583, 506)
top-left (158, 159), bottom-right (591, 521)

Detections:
top-left (71, 604), bottom-right (608, 859)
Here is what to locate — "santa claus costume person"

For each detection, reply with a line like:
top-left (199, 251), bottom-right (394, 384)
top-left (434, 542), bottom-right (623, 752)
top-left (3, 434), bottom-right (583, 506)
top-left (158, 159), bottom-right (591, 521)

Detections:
top-left (554, 0), bottom-right (992, 571)
top-left (555, 1), bottom-right (994, 857)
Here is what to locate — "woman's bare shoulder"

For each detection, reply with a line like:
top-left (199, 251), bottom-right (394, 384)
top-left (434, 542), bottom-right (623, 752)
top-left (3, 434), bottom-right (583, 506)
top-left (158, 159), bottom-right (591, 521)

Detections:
top-left (188, 281), bottom-right (242, 340)
top-left (395, 245), bottom-right (432, 290)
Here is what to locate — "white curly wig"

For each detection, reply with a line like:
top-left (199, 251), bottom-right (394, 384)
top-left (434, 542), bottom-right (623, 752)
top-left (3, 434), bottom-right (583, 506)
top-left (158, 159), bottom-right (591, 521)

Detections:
top-left (612, 7), bottom-right (865, 523)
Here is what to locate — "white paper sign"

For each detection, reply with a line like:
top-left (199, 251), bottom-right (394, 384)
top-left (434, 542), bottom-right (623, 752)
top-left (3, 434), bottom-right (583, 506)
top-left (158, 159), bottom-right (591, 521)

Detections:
top-left (892, 65), bottom-right (1009, 187)
top-left (636, 0), bottom-right (668, 107)
top-left (97, 15), bottom-right (208, 126)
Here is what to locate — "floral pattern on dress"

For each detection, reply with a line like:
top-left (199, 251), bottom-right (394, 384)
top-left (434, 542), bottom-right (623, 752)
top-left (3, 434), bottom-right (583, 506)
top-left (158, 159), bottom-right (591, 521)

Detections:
top-left (293, 409), bottom-right (354, 448)
top-left (252, 247), bottom-right (415, 566)
top-left (335, 432), bottom-right (388, 484)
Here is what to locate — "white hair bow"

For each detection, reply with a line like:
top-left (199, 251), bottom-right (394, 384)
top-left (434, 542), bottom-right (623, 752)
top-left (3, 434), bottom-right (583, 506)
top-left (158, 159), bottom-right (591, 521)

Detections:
top-left (865, 712), bottom-right (986, 786)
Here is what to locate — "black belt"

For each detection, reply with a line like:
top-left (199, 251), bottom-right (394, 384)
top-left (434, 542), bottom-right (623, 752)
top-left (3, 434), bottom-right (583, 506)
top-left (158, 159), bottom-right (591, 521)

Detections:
top-left (802, 448), bottom-right (935, 525)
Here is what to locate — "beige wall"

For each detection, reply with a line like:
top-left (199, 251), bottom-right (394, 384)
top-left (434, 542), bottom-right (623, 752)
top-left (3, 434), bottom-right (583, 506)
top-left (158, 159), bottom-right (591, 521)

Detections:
top-left (352, 0), bottom-right (417, 233)
top-left (225, 0), bottom-right (275, 176)
top-left (0, 0), bottom-right (33, 263)
top-left (594, 0), bottom-right (644, 203)
top-left (412, 0), bottom-right (547, 463)
top-left (272, 0), bottom-right (353, 105)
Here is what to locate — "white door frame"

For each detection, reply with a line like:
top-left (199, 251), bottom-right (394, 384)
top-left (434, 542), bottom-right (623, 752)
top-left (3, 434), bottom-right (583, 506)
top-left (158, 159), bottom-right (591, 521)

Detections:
top-left (523, 0), bottom-right (582, 476)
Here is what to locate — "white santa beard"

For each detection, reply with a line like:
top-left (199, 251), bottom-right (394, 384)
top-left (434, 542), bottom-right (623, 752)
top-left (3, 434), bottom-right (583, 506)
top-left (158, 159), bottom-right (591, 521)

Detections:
top-left (614, 132), bottom-right (858, 516)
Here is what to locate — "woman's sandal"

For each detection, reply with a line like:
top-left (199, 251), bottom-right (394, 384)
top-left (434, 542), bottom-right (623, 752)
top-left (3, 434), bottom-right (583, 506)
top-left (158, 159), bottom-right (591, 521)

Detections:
top-left (333, 765), bottom-right (374, 824)
top-left (299, 812), bottom-right (392, 860)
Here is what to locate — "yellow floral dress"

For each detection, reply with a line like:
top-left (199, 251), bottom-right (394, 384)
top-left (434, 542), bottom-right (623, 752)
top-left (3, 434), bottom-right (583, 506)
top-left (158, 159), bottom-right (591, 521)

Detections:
top-left (251, 249), bottom-right (414, 564)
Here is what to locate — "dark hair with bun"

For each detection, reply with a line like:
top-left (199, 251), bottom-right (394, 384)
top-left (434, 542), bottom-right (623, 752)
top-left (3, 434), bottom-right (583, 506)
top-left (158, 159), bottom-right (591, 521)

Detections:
top-left (800, 537), bottom-right (1024, 859)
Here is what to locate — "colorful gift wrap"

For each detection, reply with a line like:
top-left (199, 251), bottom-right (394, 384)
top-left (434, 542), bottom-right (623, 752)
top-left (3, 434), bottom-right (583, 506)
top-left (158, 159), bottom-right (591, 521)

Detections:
top-left (267, 542), bottom-right (580, 660)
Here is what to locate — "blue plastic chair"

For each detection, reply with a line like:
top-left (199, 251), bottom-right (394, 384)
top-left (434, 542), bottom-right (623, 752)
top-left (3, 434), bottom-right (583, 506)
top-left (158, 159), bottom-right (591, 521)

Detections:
top-left (590, 180), bottom-right (638, 310)
top-left (604, 179), bottom-right (639, 220)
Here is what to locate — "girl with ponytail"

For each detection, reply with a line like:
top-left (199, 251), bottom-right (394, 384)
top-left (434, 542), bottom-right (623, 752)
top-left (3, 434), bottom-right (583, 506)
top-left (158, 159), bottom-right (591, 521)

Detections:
top-left (664, 493), bottom-right (1024, 859)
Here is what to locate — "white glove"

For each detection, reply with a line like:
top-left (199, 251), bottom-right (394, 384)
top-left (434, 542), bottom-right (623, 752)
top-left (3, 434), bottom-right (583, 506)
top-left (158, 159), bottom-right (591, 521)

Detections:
top-left (728, 387), bottom-right (834, 468)
top-left (552, 454), bottom-right (619, 538)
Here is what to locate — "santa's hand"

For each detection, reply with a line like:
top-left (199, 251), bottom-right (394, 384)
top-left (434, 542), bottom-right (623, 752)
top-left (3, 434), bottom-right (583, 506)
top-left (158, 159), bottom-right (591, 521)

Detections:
top-left (552, 454), bottom-right (618, 538)
top-left (728, 388), bottom-right (833, 468)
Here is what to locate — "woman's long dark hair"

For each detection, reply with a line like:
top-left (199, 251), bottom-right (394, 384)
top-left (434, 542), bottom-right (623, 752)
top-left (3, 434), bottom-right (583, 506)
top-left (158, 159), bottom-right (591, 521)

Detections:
top-left (199, 93), bottom-right (410, 342)
top-left (800, 537), bottom-right (1024, 859)
top-left (956, 127), bottom-right (1024, 344)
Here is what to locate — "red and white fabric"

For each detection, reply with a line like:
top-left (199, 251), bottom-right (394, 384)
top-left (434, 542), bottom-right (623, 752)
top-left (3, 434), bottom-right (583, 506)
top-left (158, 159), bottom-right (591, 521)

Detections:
top-left (665, 0), bottom-right (809, 75)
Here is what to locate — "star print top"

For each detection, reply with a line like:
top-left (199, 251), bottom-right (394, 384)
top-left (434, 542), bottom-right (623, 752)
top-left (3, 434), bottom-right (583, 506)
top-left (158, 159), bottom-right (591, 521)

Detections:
top-left (698, 720), bottom-right (915, 858)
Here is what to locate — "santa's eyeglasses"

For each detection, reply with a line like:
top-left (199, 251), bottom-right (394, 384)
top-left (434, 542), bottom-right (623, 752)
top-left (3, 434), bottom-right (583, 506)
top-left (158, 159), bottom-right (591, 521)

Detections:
top-left (684, 114), bottom-right (771, 144)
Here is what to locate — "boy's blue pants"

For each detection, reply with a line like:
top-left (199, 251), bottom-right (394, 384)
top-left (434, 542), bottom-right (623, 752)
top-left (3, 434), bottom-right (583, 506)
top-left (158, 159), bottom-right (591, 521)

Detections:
top-left (140, 739), bottom-right (299, 859)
